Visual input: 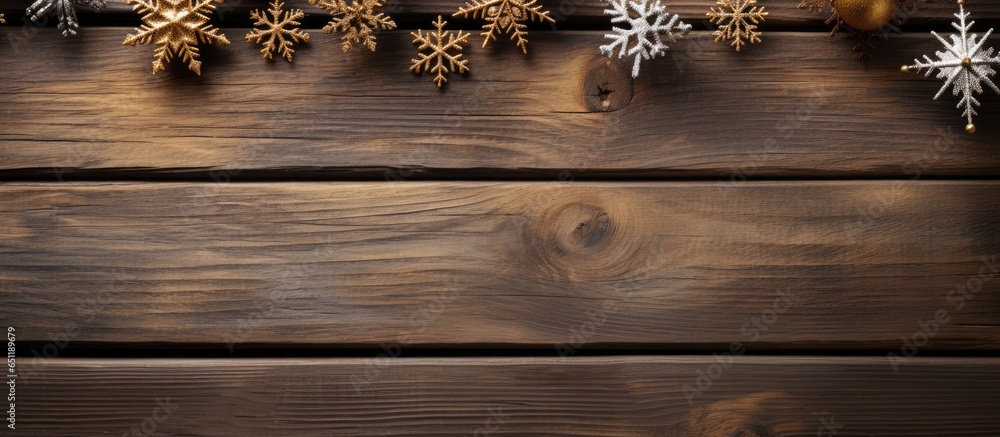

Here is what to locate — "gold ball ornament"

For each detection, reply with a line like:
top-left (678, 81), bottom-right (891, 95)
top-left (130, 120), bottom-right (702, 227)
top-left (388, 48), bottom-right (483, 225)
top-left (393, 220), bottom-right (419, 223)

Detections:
top-left (833, 0), bottom-right (900, 31)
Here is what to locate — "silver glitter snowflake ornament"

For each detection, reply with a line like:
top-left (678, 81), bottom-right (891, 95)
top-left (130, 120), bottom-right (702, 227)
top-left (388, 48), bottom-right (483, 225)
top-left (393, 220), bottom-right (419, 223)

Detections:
top-left (902, 0), bottom-right (1000, 134)
top-left (600, 0), bottom-right (691, 78)
top-left (27, 0), bottom-right (106, 36)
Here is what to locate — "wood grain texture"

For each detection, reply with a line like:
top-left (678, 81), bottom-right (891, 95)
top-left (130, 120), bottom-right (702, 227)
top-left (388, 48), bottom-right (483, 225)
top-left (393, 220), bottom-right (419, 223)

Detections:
top-left (2, 0), bottom-right (990, 25)
top-left (2, 29), bottom-right (1000, 177)
top-left (15, 356), bottom-right (1000, 436)
top-left (3, 181), bottom-right (999, 349)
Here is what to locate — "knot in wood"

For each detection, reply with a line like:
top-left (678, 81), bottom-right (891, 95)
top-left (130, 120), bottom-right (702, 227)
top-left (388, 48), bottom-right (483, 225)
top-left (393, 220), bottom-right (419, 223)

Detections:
top-left (583, 57), bottom-right (633, 112)
top-left (522, 200), bottom-right (644, 282)
top-left (547, 204), bottom-right (613, 256)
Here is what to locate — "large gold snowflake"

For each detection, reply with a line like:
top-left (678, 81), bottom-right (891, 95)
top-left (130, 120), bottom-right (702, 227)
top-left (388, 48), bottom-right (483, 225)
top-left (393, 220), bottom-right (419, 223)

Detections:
top-left (411, 16), bottom-right (470, 88)
top-left (453, 0), bottom-right (554, 53)
top-left (246, 0), bottom-right (310, 62)
top-left (123, 0), bottom-right (230, 75)
top-left (707, 0), bottom-right (767, 51)
top-left (309, 0), bottom-right (396, 52)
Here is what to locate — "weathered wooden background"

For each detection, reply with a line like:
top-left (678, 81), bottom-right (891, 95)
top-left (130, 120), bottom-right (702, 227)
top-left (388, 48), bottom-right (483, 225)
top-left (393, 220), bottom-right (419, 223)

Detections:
top-left (2, 0), bottom-right (1000, 435)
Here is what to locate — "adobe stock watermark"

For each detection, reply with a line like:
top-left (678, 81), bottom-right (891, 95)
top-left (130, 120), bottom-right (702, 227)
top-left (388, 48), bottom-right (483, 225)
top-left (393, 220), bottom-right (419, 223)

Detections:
top-left (716, 87), bottom-right (829, 196)
top-left (52, 143), bottom-right (91, 182)
top-left (20, 271), bottom-right (127, 383)
top-left (173, 145), bottom-right (261, 223)
top-left (681, 287), bottom-right (795, 405)
top-left (554, 245), bottom-right (667, 358)
top-left (887, 254), bottom-right (998, 372)
top-left (120, 396), bottom-right (178, 437)
top-left (470, 406), bottom-right (510, 437)
top-left (348, 277), bottom-right (463, 394)
top-left (222, 287), bottom-right (290, 353)
top-left (6, 327), bottom-right (14, 431)
top-left (7, 13), bottom-right (48, 55)
top-left (672, 21), bottom-right (718, 74)
top-left (816, 414), bottom-right (844, 437)
top-left (842, 125), bottom-right (960, 241)
top-left (384, 79), bottom-right (500, 187)
top-left (222, 236), bottom-right (337, 353)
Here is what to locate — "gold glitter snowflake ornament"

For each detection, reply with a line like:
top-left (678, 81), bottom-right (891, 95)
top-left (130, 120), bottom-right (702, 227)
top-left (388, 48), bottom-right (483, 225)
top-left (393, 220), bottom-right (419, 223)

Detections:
top-left (411, 16), bottom-right (471, 88)
top-left (247, 0), bottom-right (310, 62)
top-left (123, 0), bottom-right (230, 75)
top-left (453, 0), bottom-right (554, 53)
top-left (707, 0), bottom-right (767, 51)
top-left (902, 0), bottom-right (1000, 134)
top-left (310, 0), bottom-right (396, 52)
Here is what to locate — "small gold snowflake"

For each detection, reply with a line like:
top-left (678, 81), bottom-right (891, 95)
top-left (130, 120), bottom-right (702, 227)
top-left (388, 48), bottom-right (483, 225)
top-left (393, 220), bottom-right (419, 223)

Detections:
top-left (411, 16), bottom-right (471, 88)
top-left (453, 0), bottom-right (554, 53)
top-left (309, 0), bottom-right (396, 52)
top-left (708, 0), bottom-right (767, 51)
top-left (123, 0), bottom-right (230, 75)
top-left (246, 0), bottom-right (310, 62)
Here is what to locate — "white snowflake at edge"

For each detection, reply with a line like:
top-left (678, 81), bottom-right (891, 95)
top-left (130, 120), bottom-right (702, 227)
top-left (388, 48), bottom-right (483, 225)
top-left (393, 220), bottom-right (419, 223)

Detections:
top-left (906, 3), bottom-right (1000, 130)
top-left (600, 0), bottom-right (691, 78)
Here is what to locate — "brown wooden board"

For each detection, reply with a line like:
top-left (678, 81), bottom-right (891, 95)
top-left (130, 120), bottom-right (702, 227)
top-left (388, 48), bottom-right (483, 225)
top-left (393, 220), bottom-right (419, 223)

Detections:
top-left (13, 356), bottom-right (1000, 436)
top-left (3, 181), bottom-right (999, 350)
top-left (1, 30), bottom-right (1000, 178)
top-left (1, 0), bottom-right (991, 26)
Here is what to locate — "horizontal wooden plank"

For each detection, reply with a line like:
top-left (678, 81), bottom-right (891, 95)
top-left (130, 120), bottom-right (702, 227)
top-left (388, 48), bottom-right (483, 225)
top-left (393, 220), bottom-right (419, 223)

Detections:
top-left (13, 356), bottom-right (1000, 435)
top-left (1, 30), bottom-right (1000, 177)
top-left (2, 0), bottom-right (992, 26)
top-left (3, 181), bottom-right (999, 349)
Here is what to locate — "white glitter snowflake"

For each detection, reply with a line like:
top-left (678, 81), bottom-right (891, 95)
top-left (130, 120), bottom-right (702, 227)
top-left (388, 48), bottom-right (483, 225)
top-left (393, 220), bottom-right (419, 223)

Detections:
top-left (599, 0), bottom-right (690, 78)
top-left (903, 2), bottom-right (1000, 133)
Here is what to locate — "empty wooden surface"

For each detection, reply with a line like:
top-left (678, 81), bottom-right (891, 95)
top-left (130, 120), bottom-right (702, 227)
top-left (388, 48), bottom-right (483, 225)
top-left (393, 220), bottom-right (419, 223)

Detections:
top-left (15, 356), bottom-right (1000, 436)
top-left (2, 29), bottom-right (1000, 177)
top-left (3, 181), bottom-right (998, 349)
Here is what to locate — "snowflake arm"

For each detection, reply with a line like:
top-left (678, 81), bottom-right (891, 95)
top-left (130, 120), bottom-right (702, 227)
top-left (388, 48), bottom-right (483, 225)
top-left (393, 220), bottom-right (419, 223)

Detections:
top-left (246, 0), bottom-right (310, 62)
top-left (27, 0), bottom-right (107, 36)
top-left (123, 0), bottom-right (230, 75)
top-left (707, 0), bottom-right (767, 51)
top-left (121, 0), bottom-right (160, 45)
top-left (902, 3), bottom-right (1000, 133)
top-left (798, 0), bottom-right (830, 13)
top-left (310, 0), bottom-right (396, 52)
top-left (411, 16), bottom-right (471, 88)
top-left (453, 0), bottom-right (554, 53)
top-left (600, 0), bottom-right (691, 78)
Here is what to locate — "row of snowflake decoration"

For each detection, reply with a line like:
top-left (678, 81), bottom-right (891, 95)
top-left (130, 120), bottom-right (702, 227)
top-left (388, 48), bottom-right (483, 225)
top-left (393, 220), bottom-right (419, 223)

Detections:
top-left (0, 0), bottom-right (882, 77)
top-left (1, 0), bottom-right (996, 132)
top-left (0, 0), bottom-right (914, 62)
